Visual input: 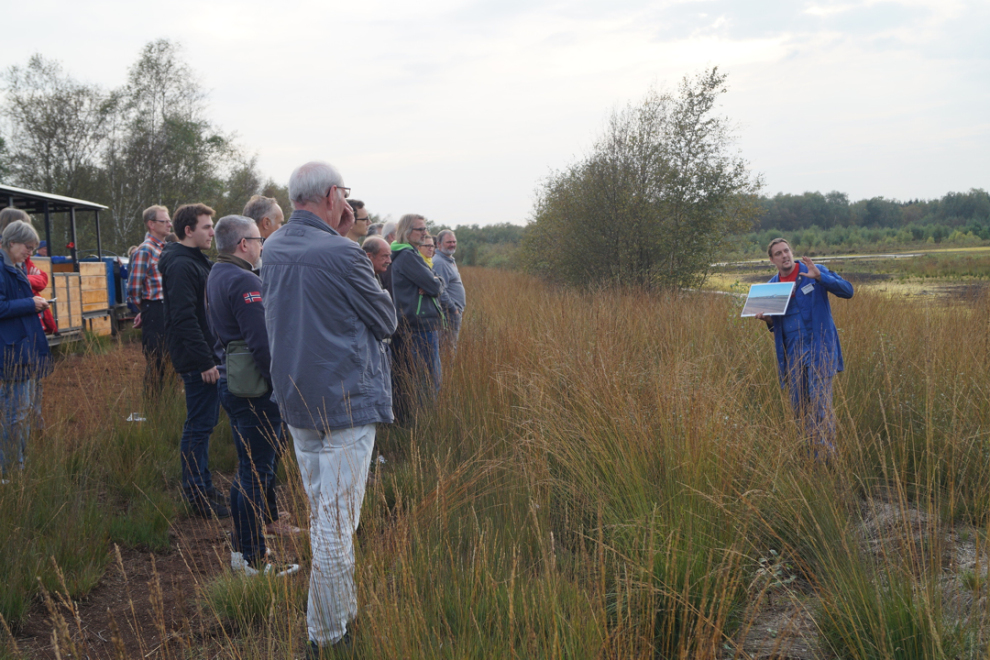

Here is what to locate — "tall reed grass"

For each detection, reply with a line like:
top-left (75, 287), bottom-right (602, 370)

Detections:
top-left (3, 268), bottom-right (989, 658)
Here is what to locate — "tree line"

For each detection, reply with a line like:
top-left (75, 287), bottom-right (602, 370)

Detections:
top-left (0, 40), bottom-right (287, 255)
top-left (732, 189), bottom-right (990, 256)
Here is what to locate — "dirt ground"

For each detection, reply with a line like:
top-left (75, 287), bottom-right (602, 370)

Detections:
top-left (9, 341), bottom-right (303, 660)
top-left (14, 517), bottom-right (233, 659)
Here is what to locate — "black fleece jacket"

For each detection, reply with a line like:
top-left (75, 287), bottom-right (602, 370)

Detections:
top-left (159, 242), bottom-right (217, 375)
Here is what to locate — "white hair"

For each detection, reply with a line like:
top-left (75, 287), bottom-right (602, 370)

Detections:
top-left (1, 220), bottom-right (40, 249)
top-left (288, 161), bottom-right (343, 207)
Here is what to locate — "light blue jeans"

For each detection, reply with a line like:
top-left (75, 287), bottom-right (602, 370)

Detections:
top-left (0, 379), bottom-right (35, 476)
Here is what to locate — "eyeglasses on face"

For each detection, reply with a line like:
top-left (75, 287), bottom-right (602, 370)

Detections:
top-left (243, 236), bottom-right (265, 244)
top-left (410, 226), bottom-right (427, 233)
top-left (326, 185), bottom-right (351, 199)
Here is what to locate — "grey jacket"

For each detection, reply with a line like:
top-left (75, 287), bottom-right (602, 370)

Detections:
top-left (389, 245), bottom-right (445, 331)
top-left (261, 210), bottom-right (397, 431)
top-left (433, 251), bottom-right (465, 312)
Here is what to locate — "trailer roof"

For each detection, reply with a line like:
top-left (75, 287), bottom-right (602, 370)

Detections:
top-left (0, 183), bottom-right (108, 214)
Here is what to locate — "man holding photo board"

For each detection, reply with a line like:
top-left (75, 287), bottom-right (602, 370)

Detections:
top-left (755, 238), bottom-right (854, 457)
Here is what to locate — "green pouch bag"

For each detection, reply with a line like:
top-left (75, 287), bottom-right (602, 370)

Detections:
top-left (226, 340), bottom-right (268, 398)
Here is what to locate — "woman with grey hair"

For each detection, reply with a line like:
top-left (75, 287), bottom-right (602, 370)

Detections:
top-left (0, 209), bottom-right (55, 335)
top-left (0, 221), bottom-right (51, 480)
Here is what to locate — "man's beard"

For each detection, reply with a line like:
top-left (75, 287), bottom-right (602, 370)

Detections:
top-left (439, 248), bottom-right (455, 256)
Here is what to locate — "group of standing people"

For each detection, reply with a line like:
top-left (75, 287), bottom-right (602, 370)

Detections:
top-left (123, 160), bottom-right (465, 657)
top-left (1, 164), bottom-right (851, 656)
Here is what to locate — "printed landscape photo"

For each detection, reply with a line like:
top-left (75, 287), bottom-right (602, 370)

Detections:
top-left (740, 282), bottom-right (795, 317)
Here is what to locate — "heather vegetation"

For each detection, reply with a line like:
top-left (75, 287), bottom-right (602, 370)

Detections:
top-left (3, 267), bottom-right (989, 659)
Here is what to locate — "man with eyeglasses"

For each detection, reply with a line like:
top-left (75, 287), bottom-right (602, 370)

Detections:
top-left (126, 205), bottom-right (173, 395)
top-left (345, 199), bottom-right (371, 244)
top-left (262, 161), bottom-right (396, 656)
top-left (433, 230), bottom-right (465, 352)
top-left (207, 215), bottom-right (298, 577)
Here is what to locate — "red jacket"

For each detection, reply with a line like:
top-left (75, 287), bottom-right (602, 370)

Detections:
top-left (25, 257), bottom-right (57, 334)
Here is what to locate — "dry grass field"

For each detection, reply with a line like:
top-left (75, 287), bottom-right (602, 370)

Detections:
top-left (2, 265), bottom-right (990, 659)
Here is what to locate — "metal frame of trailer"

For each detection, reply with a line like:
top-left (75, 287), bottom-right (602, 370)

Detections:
top-left (0, 184), bottom-right (111, 345)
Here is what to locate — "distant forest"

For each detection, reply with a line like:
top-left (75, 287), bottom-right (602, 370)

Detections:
top-left (735, 188), bottom-right (990, 256)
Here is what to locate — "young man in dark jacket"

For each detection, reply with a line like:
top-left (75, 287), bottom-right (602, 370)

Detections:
top-left (158, 203), bottom-right (227, 518)
top-left (207, 215), bottom-right (297, 576)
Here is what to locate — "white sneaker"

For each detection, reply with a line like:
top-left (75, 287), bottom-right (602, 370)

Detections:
top-left (231, 551), bottom-right (248, 571)
top-left (243, 558), bottom-right (300, 577)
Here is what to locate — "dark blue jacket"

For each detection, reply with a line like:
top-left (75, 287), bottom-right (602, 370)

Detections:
top-left (0, 250), bottom-right (51, 381)
top-left (767, 262), bottom-right (853, 383)
top-left (206, 258), bottom-right (272, 383)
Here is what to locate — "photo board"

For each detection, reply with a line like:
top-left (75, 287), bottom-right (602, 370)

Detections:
top-left (740, 282), bottom-right (795, 317)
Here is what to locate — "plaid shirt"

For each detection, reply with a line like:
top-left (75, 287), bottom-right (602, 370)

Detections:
top-left (127, 233), bottom-right (165, 306)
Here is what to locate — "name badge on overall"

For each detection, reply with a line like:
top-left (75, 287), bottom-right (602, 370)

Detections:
top-left (801, 282), bottom-right (815, 295)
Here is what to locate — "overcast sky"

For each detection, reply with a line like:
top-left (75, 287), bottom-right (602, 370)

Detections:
top-left (4, 0), bottom-right (987, 226)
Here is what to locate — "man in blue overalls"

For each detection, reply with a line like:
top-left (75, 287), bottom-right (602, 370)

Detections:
top-left (756, 238), bottom-right (854, 457)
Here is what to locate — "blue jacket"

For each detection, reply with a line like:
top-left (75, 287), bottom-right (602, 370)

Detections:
top-left (767, 262), bottom-right (853, 383)
top-left (433, 251), bottom-right (466, 313)
top-left (261, 211), bottom-right (397, 432)
top-left (0, 250), bottom-right (51, 381)
top-left (206, 258), bottom-right (272, 383)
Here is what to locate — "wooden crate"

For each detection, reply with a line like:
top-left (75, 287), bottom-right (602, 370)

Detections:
top-left (52, 273), bottom-right (83, 330)
top-left (86, 316), bottom-right (113, 336)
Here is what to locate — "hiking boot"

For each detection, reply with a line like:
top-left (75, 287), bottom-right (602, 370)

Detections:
top-left (193, 499), bottom-right (230, 519)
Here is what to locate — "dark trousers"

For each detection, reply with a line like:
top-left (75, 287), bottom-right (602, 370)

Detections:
top-left (391, 327), bottom-right (441, 424)
top-left (219, 379), bottom-right (282, 565)
top-left (266, 433), bottom-right (287, 523)
top-left (140, 300), bottom-right (170, 395)
top-left (179, 371), bottom-right (220, 507)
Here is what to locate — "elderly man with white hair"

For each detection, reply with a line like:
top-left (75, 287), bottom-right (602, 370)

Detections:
top-left (261, 161), bottom-right (396, 656)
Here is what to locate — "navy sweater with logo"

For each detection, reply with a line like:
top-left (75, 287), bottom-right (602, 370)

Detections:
top-left (206, 260), bottom-right (272, 383)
